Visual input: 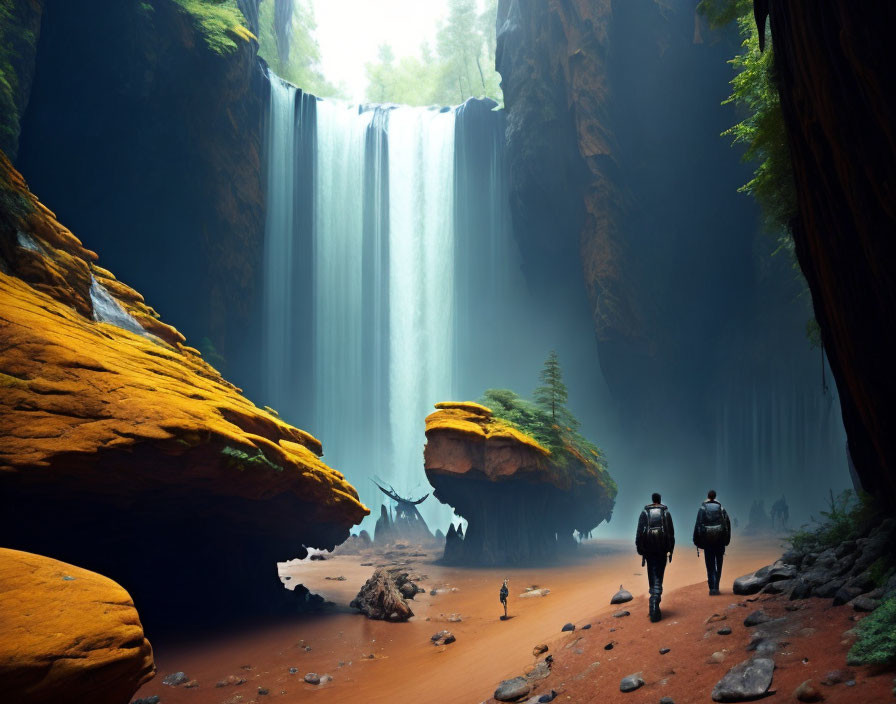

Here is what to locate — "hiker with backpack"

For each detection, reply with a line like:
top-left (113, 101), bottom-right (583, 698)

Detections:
top-left (693, 489), bottom-right (731, 595)
top-left (635, 492), bottom-right (675, 622)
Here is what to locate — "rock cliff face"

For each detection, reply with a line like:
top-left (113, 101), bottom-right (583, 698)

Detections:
top-left (424, 402), bottom-right (615, 565)
top-left (0, 548), bottom-right (155, 704)
top-left (13, 0), bottom-right (269, 395)
top-left (763, 1), bottom-right (896, 501)
top-left (0, 152), bottom-right (368, 628)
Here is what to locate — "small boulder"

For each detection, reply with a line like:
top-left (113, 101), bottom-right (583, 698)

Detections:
top-left (794, 680), bottom-right (823, 702)
top-left (162, 672), bottom-right (189, 686)
top-left (533, 644), bottom-right (549, 657)
top-left (718, 626), bottom-right (732, 635)
top-left (743, 610), bottom-right (771, 627)
top-left (708, 651), bottom-right (727, 664)
top-left (430, 630), bottom-right (456, 646)
top-left (620, 672), bottom-right (645, 692)
top-left (660, 647), bottom-right (671, 654)
top-left (850, 596), bottom-right (880, 612)
top-left (561, 622), bottom-right (575, 632)
top-left (613, 610), bottom-right (631, 618)
top-left (495, 676), bottom-right (531, 702)
top-left (611, 585), bottom-right (633, 604)
top-left (711, 657), bottom-right (775, 702)
top-left (820, 669), bottom-right (853, 686)
top-left (304, 673), bottom-right (320, 685)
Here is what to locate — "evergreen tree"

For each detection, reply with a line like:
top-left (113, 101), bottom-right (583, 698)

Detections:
top-left (533, 351), bottom-right (576, 429)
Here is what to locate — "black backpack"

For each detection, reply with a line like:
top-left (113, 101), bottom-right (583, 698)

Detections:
top-left (642, 506), bottom-right (668, 553)
top-left (701, 502), bottom-right (725, 548)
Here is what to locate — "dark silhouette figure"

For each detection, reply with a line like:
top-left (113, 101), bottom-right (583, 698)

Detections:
top-left (499, 578), bottom-right (509, 619)
top-left (770, 495), bottom-right (789, 531)
top-left (693, 489), bottom-right (732, 595)
top-left (636, 492), bottom-right (675, 622)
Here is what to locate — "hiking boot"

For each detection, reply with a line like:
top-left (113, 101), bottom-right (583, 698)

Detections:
top-left (649, 598), bottom-right (661, 622)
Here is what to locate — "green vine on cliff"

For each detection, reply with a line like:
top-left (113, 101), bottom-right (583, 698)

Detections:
top-left (170, 0), bottom-right (255, 55)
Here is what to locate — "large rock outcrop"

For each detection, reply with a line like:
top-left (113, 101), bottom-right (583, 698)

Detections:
top-left (0, 152), bottom-right (368, 628)
top-left (13, 0), bottom-right (270, 397)
top-left (424, 402), bottom-right (616, 565)
top-left (761, 1), bottom-right (896, 501)
top-left (0, 548), bottom-right (155, 704)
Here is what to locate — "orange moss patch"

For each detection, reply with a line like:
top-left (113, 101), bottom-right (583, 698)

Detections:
top-left (0, 548), bottom-right (155, 704)
top-left (425, 403), bottom-right (550, 457)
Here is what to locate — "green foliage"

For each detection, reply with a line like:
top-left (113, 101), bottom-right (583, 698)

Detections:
top-left (222, 445), bottom-right (282, 472)
top-left (533, 350), bottom-right (576, 428)
top-left (868, 556), bottom-right (896, 590)
top-left (848, 597), bottom-right (896, 666)
top-left (787, 489), bottom-right (878, 554)
top-left (256, 0), bottom-right (342, 97)
top-left (170, 0), bottom-right (254, 55)
top-left (0, 0), bottom-right (40, 157)
top-left (364, 0), bottom-right (502, 106)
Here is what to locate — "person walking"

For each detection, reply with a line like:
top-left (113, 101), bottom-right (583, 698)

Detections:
top-left (499, 578), bottom-right (509, 619)
top-left (693, 489), bottom-right (731, 595)
top-left (635, 492), bottom-right (675, 622)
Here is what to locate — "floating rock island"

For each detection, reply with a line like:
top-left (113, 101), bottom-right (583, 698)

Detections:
top-left (424, 401), bottom-right (616, 564)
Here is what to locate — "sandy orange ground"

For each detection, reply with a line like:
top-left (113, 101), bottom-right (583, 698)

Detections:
top-left (132, 537), bottom-right (798, 704)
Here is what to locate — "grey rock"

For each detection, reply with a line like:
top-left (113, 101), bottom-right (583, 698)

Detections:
top-left (743, 610), bottom-right (771, 627)
top-left (711, 657), bottom-right (775, 702)
top-left (733, 570), bottom-right (769, 596)
top-left (821, 668), bottom-right (854, 685)
top-left (561, 622), bottom-right (575, 632)
top-left (526, 660), bottom-right (551, 682)
top-left (660, 647), bottom-right (670, 654)
top-left (430, 630), bottom-right (456, 645)
top-left (718, 626), bottom-right (732, 635)
top-left (620, 672), bottom-right (645, 692)
top-left (611, 585), bottom-right (634, 604)
top-left (304, 673), bottom-right (320, 685)
top-left (835, 540), bottom-right (856, 559)
top-left (660, 698), bottom-right (675, 704)
top-left (288, 667), bottom-right (298, 674)
top-left (582, 623), bottom-right (592, 630)
top-left (162, 671), bottom-right (189, 686)
top-left (762, 579), bottom-right (794, 595)
top-left (834, 585), bottom-right (864, 606)
top-left (851, 595), bottom-right (880, 612)
top-left (781, 549), bottom-right (804, 567)
top-left (495, 676), bottom-right (531, 701)
top-left (538, 691), bottom-right (557, 703)
top-left (258, 686), bottom-right (270, 695)
top-left (132, 698), bottom-right (160, 704)
top-left (813, 577), bottom-right (846, 598)
top-left (794, 679), bottom-right (823, 702)
top-left (767, 563), bottom-right (797, 581)
top-left (790, 580), bottom-right (812, 600)
top-left (613, 610), bottom-right (631, 618)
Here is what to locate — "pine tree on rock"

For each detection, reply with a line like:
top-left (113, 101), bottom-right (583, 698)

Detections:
top-left (533, 351), bottom-right (577, 432)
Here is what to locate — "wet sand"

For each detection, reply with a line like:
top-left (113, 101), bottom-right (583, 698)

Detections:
top-left (134, 537), bottom-right (783, 703)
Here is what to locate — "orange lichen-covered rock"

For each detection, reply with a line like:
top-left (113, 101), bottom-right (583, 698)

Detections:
top-left (0, 549), bottom-right (155, 704)
top-left (0, 151), bottom-right (368, 626)
top-left (425, 403), bottom-right (615, 565)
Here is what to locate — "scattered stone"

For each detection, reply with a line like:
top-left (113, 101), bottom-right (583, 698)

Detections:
top-left (162, 672), bottom-right (189, 686)
top-left (447, 613), bottom-right (462, 622)
top-left (131, 697), bottom-right (160, 704)
top-left (613, 610), bottom-right (631, 618)
top-left (718, 626), bottom-right (732, 635)
top-left (525, 660), bottom-right (551, 682)
top-left (519, 588), bottom-right (551, 598)
top-left (240, 664), bottom-right (252, 670)
top-left (851, 596), bottom-right (880, 612)
top-left (258, 686), bottom-right (269, 695)
top-left (743, 610), bottom-right (771, 627)
top-left (184, 680), bottom-right (199, 688)
top-left (821, 669), bottom-right (854, 686)
top-left (495, 677), bottom-right (531, 701)
top-left (660, 698), bottom-right (675, 704)
top-left (611, 585), bottom-right (634, 604)
top-left (325, 575), bottom-right (347, 581)
top-left (708, 651), bottom-right (727, 664)
top-left (604, 642), bottom-right (615, 650)
top-left (660, 647), bottom-right (671, 654)
top-left (538, 691), bottom-right (557, 702)
top-left (582, 624), bottom-right (591, 630)
top-left (711, 657), bottom-right (775, 702)
top-left (430, 630), bottom-right (456, 646)
top-left (288, 667), bottom-right (298, 674)
top-left (304, 673), bottom-right (320, 685)
top-left (215, 675), bottom-right (246, 687)
top-left (794, 680), bottom-right (823, 702)
top-left (620, 672), bottom-right (645, 692)
top-left (533, 644), bottom-right (549, 657)
top-left (320, 675), bottom-right (333, 684)
top-left (561, 623), bottom-right (575, 632)
top-left (706, 613), bottom-right (727, 624)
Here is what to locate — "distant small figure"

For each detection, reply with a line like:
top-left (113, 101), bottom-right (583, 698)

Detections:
top-left (635, 492), bottom-right (675, 622)
top-left (770, 495), bottom-right (789, 532)
top-left (499, 578), bottom-right (509, 619)
top-left (693, 489), bottom-right (732, 595)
